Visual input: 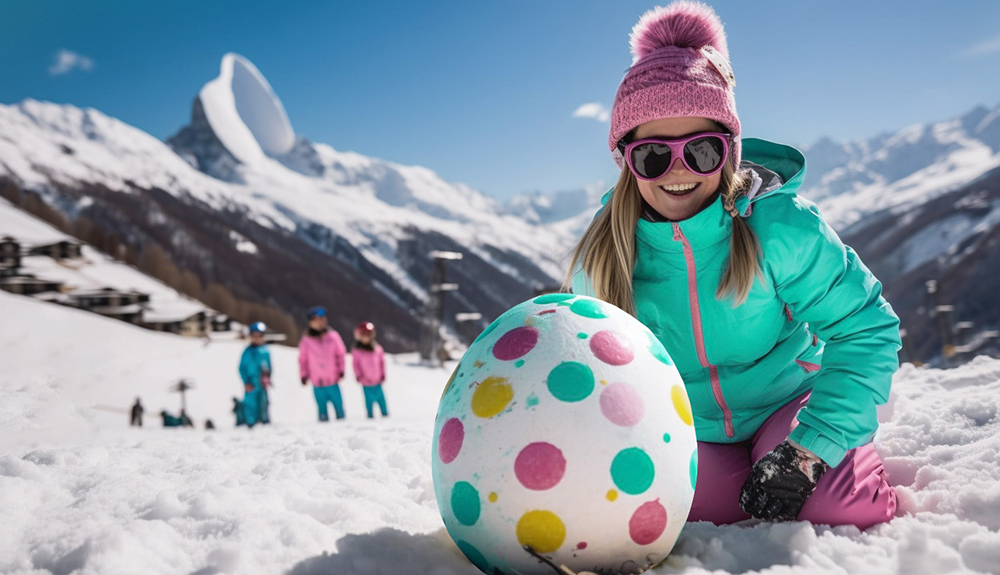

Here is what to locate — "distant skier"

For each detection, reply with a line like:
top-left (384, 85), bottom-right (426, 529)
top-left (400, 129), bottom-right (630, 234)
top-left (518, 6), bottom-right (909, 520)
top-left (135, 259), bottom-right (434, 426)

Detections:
top-left (298, 306), bottom-right (347, 421)
top-left (568, 3), bottom-right (900, 529)
top-left (160, 410), bottom-right (183, 428)
top-left (352, 321), bottom-right (388, 419)
top-left (239, 322), bottom-right (273, 427)
top-left (130, 397), bottom-right (144, 427)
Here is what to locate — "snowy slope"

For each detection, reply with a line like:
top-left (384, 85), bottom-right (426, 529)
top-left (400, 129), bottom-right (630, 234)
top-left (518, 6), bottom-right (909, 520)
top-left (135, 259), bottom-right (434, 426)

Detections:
top-left (0, 197), bottom-right (209, 323)
top-left (3, 290), bottom-right (1000, 575)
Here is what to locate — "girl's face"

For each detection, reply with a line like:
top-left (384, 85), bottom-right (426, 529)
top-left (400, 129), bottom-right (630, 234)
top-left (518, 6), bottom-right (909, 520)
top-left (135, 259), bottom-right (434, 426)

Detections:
top-left (309, 316), bottom-right (328, 331)
top-left (632, 116), bottom-right (724, 222)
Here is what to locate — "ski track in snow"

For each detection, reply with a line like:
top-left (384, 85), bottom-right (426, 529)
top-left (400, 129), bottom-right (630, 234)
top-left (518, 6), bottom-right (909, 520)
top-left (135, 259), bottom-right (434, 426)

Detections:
top-left (2, 290), bottom-right (1000, 575)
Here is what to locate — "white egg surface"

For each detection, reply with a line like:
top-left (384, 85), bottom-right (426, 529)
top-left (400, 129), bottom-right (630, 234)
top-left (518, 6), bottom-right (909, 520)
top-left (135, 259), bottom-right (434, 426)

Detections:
top-left (432, 294), bottom-right (697, 575)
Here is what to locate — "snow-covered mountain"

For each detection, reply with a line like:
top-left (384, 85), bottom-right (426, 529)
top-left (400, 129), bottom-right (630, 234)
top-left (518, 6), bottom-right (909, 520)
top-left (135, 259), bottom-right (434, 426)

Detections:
top-left (0, 54), bottom-right (576, 351)
top-left (841, 165), bottom-right (1000, 363)
top-left (799, 103), bottom-right (1000, 231)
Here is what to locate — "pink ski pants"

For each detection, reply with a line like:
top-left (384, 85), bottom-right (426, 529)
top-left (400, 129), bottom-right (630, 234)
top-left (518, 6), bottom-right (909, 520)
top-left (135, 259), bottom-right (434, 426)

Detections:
top-left (688, 392), bottom-right (896, 529)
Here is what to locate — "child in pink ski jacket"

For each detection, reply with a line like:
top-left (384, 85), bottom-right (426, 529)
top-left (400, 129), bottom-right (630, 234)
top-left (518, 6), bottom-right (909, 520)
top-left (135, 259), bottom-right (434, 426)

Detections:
top-left (298, 306), bottom-right (347, 421)
top-left (352, 321), bottom-right (389, 419)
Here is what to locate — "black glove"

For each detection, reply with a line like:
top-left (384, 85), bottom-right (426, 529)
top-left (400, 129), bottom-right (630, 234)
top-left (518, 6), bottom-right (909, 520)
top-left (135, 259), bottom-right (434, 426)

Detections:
top-left (301, 377), bottom-right (309, 386)
top-left (739, 440), bottom-right (829, 522)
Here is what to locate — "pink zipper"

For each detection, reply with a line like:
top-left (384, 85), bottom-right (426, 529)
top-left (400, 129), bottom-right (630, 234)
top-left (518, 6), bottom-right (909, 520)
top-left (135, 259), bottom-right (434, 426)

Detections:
top-left (796, 359), bottom-right (821, 373)
top-left (672, 223), bottom-right (735, 438)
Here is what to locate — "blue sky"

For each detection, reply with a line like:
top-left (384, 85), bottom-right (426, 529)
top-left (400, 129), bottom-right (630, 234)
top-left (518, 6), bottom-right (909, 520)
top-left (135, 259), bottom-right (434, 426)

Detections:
top-left (2, 1), bottom-right (1000, 200)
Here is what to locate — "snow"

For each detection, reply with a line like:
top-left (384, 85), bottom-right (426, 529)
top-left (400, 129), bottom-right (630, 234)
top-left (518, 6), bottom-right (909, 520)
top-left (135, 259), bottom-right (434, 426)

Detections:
top-left (200, 53), bottom-right (296, 164)
top-left (3, 288), bottom-right (1000, 574)
top-left (0, 196), bottom-right (73, 247)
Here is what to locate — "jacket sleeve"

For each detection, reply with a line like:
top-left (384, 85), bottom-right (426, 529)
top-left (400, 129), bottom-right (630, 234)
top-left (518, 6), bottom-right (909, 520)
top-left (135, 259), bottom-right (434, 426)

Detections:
top-left (238, 348), bottom-right (253, 384)
top-left (377, 346), bottom-right (386, 383)
top-left (298, 340), bottom-right (309, 380)
top-left (761, 196), bottom-right (901, 467)
top-left (350, 348), bottom-right (362, 383)
top-left (334, 333), bottom-right (347, 379)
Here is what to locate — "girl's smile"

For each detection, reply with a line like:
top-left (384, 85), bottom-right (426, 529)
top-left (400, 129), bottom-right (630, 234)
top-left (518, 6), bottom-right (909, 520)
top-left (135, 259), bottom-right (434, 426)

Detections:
top-left (633, 116), bottom-right (724, 221)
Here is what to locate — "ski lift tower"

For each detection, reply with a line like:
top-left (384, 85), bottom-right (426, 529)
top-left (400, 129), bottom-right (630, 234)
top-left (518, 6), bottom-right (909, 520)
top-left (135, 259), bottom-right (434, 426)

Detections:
top-left (420, 250), bottom-right (463, 364)
top-left (170, 378), bottom-right (195, 413)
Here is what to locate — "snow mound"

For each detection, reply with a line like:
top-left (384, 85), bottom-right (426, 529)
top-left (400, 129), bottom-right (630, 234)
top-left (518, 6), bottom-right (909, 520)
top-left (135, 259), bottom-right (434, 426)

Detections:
top-left (199, 53), bottom-right (296, 164)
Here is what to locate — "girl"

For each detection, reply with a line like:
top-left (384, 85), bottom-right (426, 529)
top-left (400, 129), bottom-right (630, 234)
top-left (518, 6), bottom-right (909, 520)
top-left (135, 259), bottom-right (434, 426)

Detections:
top-left (352, 321), bottom-right (389, 419)
top-left (239, 321), bottom-right (272, 427)
top-left (568, 2), bottom-right (901, 529)
top-left (298, 306), bottom-right (347, 421)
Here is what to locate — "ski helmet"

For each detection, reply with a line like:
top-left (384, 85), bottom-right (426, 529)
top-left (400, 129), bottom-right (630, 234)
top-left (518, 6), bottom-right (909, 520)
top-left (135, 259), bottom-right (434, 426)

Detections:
top-left (306, 306), bottom-right (327, 320)
top-left (249, 321), bottom-right (267, 334)
top-left (354, 321), bottom-right (375, 337)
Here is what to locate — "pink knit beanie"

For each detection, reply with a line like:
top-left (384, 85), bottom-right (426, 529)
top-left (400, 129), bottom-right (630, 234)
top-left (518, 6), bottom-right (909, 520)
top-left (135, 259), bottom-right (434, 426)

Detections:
top-left (609, 1), bottom-right (740, 169)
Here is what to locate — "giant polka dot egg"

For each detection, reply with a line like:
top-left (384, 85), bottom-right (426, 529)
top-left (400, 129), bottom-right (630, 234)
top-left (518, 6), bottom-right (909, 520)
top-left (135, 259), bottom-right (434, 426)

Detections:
top-left (432, 294), bottom-right (697, 575)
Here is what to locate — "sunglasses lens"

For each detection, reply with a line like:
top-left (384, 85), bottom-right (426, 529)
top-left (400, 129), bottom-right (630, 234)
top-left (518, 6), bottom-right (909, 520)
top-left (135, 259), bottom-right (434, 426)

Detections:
top-left (631, 143), bottom-right (673, 179)
top-left (683, 136), bottom-right (726, 174)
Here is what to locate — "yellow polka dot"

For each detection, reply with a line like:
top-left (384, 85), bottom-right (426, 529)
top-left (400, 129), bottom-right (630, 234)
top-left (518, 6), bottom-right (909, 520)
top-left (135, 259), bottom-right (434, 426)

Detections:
top-left (672, 385), bottom-right (693, 426)
top-left (516, 510), bottom-right (565, 554)
top-left (489, 492), bottom-right (498, 503)
top-left (471, 377), bottom-right (514, 418)
top-left (600, 379), bottom-right (608, 386)
top-left (606, 489), bottom-right (618, 501)
top-left (473, 360), bottom-right (485, 368)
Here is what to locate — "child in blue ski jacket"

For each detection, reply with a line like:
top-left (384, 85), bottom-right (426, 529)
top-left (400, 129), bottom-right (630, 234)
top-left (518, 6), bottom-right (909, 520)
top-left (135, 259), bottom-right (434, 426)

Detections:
top-left (239, 322), bottom-right (272, 427)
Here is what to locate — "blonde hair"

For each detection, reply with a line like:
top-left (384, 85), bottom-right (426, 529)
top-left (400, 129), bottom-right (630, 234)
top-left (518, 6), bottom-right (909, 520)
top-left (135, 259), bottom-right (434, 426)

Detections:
top-left (564, 159), bottom-right (761, 315)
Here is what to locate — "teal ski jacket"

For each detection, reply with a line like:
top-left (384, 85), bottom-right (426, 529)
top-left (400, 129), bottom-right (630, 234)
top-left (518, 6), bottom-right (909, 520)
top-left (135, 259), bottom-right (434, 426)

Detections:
top-left (572, 138), bottom-right (901, 466)
top-left (239, 344), bottom-right (272, 390)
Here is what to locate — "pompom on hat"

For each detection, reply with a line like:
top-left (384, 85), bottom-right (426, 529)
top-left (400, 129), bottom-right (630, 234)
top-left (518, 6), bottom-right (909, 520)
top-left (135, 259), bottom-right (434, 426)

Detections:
top-left (609, 1), bottom-right (741, 169)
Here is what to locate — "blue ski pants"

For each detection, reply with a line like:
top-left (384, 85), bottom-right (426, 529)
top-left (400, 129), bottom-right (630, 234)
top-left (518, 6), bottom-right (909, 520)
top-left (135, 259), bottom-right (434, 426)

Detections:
top-left (313, 384), bottom-right (344, 421)
top-left (363, 384), bottom-right (388, 419)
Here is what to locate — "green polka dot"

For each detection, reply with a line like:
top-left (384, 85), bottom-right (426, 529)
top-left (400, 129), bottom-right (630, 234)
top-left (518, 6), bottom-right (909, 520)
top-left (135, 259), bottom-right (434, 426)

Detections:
top-left (456, 540), bottom-right (489, 572)
top-left (610, 447), bottom-right (655, 495)
top-left (648, 332), bottom-right (674, 366)
top-left (663, 433), bottom-right (671, 443)
top-left (546, 362), bottom-right (595, 402)
top-left (473, 318), bottom-right (501, 344)
top-left (570, 299), bottom-right (607, 319)
top-left (451, 481), bottom-right (481, 526)
top-left (690, 449), bottom-right (698, 490)
top-left (515, 359), bottom-right (525, 368)
top-left (533, 293), bottom-right (575, 304)
top-left (577, 332), bottom-right (588, 339)
top-left (526, 393), bottom-right (540, 408)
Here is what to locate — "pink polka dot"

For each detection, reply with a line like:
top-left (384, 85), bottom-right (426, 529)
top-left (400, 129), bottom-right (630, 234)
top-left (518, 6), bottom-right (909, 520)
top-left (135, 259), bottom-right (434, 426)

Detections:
top-left (514, 442), bottom-right (566, 491)
top-left (629, 500), bottom-right (667, 545)
top-left (493, 327), bottom-right (539, 361)
top-left (590, 330), bottom-right (634, 366)
top-left (576, 542), bottom-right (588, 550)
top-left (438, 418), bottom-right (464, 464)
top-left (599, 383), bottom-right (645, 427)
